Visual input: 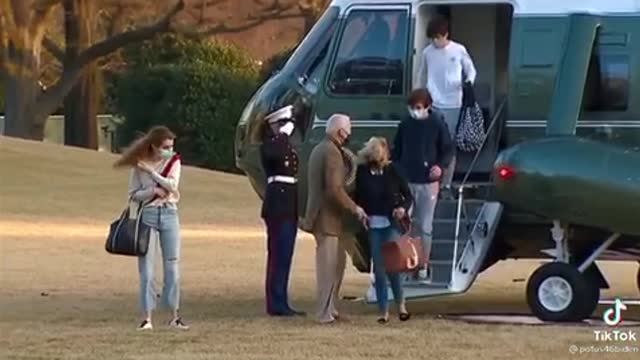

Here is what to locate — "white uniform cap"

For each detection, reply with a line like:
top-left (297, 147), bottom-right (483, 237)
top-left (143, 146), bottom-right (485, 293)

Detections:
top-left (265, 105), bottom-right (294, 124)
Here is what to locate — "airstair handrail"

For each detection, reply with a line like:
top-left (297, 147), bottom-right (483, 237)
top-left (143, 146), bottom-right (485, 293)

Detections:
top-left (451, 185), bottom-right (465, 283)
top-left (451, 97), bottom-right (508, 282)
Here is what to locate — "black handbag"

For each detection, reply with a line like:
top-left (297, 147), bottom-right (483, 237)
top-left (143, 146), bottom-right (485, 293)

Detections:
top-left (105, 154), bottom-right (180, 257)
top-left (105, 201), bottom-right (152, 256)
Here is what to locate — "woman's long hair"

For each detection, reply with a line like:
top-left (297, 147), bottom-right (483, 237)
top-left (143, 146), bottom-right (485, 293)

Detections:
top-left (113, 126), bottom-right (176, 168)
top-left (357, 137), bottom-right (390, 167)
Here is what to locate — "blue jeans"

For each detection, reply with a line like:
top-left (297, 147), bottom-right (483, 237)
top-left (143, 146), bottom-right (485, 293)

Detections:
top-left (264, 218), bottom-right (297, 314)
top-left (369, 226), bottom-right (405, 313)
top-left (138, 206), bottom-right (181, 314)
top-left (408, 182), bottom-right (439, 264)
top-left (434, 106), bottom-right (461, 187)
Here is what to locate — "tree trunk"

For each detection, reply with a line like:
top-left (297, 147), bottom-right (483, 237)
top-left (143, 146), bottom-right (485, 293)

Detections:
top-left (3, 74), bottom-right (38, 138)
top-left (63, 65), bottom-right (99, 149)
top-left (63, 0), bottom-right (99, 149)
top-left (3, 45), bottom-right (42, 140)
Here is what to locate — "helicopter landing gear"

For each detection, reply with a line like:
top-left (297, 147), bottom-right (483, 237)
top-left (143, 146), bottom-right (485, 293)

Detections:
top-left (550, 220), bottom-right (569, 263)
top-left (527, 262), bottom-right (598, 322)
top-left (526, 223), bottom-right (620, 322)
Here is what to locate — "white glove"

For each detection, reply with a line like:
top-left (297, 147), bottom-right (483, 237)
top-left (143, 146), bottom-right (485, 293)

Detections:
top-left (279, 121), bottom-right (295, 136)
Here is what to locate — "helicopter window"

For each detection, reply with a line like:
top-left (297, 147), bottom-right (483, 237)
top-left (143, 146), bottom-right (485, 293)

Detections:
top-left (298, 27), bottom-right (338, 95)
top-left (328, 9), bottom-right (409, 96)
top-left (296, 13), bottom-right (339, 86)
top-left (284, 7), bottom-right (339, 76)
top-left (583, 53), bottom-right (630, 112)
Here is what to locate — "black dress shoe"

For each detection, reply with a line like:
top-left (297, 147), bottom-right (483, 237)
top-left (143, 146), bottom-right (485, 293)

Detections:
top-left (268, 311), bottom-right (293, 317)
top-left (268, 312), bottom-right (293, 316)
top-left (268, 309), bottom-right (306, 317)
top-left (288, 309), bottom-right (307, 317)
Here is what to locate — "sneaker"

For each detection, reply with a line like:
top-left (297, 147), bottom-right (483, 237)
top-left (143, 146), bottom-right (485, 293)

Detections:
top-left (137, 319), bottom-right (153, 331)
top-left (169, 317), bottom-right (189, 330)
top-left (417, 268), bottom-right (432, 284)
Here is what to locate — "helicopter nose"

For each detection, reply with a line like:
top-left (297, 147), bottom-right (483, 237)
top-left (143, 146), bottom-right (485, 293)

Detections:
top-left (235, 123), bottom-right (247, 163)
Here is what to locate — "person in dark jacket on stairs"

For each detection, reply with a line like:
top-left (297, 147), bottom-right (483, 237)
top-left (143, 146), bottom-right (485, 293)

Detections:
top-left (354, 137), bottom-right (413, 324)
top-left (391, 89), bottom-right (454, 284)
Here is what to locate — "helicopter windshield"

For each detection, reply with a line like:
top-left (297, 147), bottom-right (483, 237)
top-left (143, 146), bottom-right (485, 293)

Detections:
top-left (328, 9), bottom-right (408, 95)
top-left (279, 6), bottom-right (340, 76)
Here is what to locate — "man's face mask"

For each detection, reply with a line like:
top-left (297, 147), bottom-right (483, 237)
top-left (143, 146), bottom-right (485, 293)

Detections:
top-left (339, 128), bottom-right (351, 146)
top-left (408, 105), bottom-right (430, 120)
top-left (432, 35), bottom-right (448, 48)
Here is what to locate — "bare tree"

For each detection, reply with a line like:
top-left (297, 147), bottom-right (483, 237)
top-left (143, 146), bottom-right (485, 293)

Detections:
top-left (1, 0), bottom-right (185, 140)
top-left (181, 0), bottom-right (327, 37)
top-left (36, 1), bottom-right (175, 149)
top-left (1, 0), bottom-right (329, 142)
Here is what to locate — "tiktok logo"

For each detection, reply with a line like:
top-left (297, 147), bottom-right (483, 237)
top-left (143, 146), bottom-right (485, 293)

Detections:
top-left (603, 298), bottom-right (627, 326)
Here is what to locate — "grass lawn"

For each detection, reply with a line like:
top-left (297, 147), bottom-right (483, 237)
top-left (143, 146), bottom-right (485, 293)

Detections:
top-left (1, 136), bottom-right (639, 360)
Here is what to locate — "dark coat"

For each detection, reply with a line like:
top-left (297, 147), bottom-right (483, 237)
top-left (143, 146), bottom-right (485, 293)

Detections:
top-left (391, 112), bottom-right (454, 184)
top-left (354, 163), bottom-right (413, 219)
top-left (260, 133), bottom-right (298, 220)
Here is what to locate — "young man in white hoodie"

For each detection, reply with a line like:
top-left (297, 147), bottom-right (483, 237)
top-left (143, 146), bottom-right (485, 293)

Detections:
top-left (417, 15), bottom-right (477, 194)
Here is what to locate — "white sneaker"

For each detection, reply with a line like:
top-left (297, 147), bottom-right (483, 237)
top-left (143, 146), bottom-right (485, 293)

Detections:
top-left (137, 320), bottom-right (152, 331)
top-left (417, 268), bottom-right (432, 284)
top-left (169, 317), bottom-right (189, 330)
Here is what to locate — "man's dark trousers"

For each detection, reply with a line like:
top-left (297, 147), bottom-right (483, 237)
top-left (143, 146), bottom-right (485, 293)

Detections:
top-left (264, 218), bottom-right (297, 315)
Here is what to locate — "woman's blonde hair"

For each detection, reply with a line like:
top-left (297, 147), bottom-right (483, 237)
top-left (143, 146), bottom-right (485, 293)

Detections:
top-left (357, 136), bottom-right (390, 166)
top-left (113, 126), bottom-right (176, 168)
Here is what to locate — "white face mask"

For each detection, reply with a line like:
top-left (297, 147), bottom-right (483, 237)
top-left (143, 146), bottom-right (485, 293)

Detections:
top-left (408, 107), bottom-right (429, 120)
top-left (279, 121), bottom-right (295, 136)
top-left (433, 36), bottom-right (449, 48)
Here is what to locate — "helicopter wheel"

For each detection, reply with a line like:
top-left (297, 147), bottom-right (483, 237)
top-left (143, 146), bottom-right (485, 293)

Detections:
top-left (527, 262), bottom-right (599, 322)
top-left (578, 265), bottom-right (602, 319)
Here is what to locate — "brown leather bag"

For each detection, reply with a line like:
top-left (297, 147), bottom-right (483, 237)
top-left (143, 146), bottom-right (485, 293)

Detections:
top-left (382, 218), bottom-right (428, 273)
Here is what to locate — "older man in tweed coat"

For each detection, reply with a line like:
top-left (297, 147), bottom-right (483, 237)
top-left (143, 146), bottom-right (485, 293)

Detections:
top-left (302, 113), bottom-right (367, 324)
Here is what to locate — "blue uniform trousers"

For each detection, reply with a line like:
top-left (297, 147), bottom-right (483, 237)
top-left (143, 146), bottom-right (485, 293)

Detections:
top-left (264, 218), bottom-right (297, 314)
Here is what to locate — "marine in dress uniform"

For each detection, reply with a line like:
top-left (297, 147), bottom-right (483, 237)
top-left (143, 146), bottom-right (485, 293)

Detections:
top-left (260, 105), bottom-right (305, 317)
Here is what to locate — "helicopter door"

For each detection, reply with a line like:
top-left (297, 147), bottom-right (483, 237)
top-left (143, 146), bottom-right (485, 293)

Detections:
top-left (311, 4), bottom-right (413, 151)
top-left (505, 16), bottom-right (569, 146)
